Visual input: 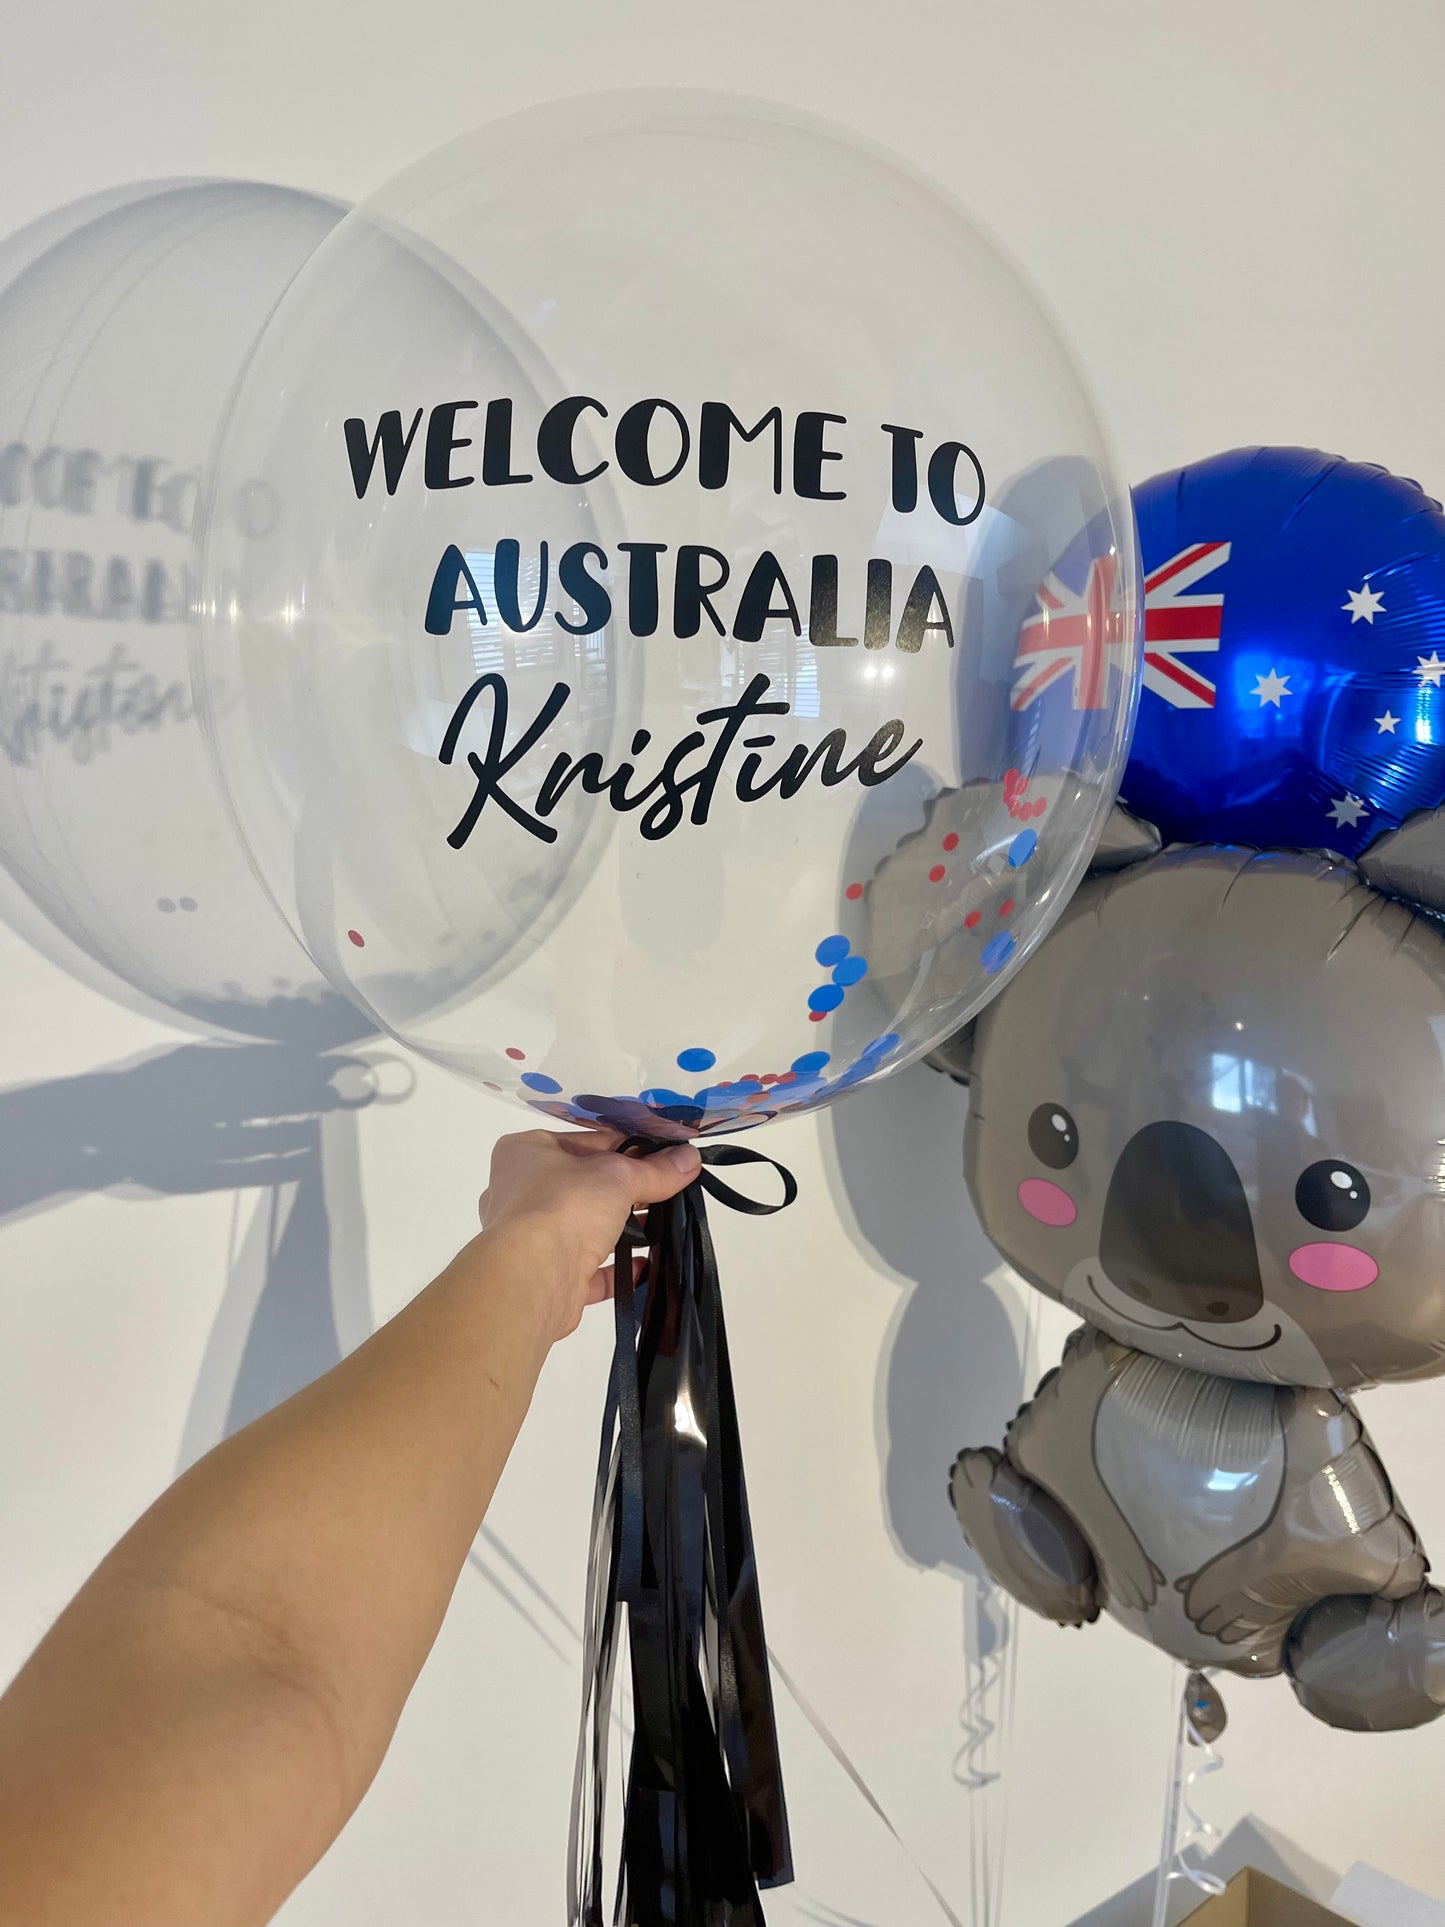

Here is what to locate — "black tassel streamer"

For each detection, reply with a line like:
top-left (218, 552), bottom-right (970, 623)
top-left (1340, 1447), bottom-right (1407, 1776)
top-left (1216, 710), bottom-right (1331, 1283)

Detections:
top-left (569, 1142), bottom-right (796, 1926)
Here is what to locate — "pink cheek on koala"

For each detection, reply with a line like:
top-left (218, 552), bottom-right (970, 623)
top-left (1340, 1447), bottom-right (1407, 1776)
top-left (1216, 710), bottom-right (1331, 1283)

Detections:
top-left (1018, 1178), bottom-right (1077, 1228)
top-left (1288, 1242), bottom-right (1379, 1292)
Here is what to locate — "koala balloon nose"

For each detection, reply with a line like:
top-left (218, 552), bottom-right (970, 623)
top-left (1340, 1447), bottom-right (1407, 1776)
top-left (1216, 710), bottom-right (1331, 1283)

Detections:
top-left (1099, 1121), bottom-right (1263, 1325)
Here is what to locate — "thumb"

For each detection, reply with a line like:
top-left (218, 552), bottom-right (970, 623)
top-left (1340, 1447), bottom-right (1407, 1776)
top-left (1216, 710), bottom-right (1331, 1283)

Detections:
top-left (627, 1142), bottom-right (702, 1206)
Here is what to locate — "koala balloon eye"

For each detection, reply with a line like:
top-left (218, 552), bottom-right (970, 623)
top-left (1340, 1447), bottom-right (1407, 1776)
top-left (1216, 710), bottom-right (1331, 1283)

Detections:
top-left (1027, 1103), bottom-right (1079, 1170)
top-left (1295, 1160), bottom-right (1370, 1232)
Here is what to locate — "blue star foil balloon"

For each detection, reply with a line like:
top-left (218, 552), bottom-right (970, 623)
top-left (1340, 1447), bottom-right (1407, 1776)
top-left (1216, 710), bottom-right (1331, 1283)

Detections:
top-left (1122, 446), bottom-right (1445, 861)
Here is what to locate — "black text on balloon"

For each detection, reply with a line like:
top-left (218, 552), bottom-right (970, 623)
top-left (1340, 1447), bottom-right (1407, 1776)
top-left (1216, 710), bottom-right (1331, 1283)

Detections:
top-left (437, 670), bottom-right (922, 847)
top-left (343, 396), bottom-right (984, 523)
top-left (424, 541), bottom-right (956, 651)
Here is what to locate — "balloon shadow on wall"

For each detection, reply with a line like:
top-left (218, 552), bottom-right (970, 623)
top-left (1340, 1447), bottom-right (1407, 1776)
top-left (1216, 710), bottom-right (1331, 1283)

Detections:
top-left (822, 1058), bottom-right (1029, 1580)
top-left (0, 1029), bottom-right (407, 1456)
top-left (819, 1052), bottom-right (1037, 1833)
top-left (0, 178), bottom-right (413, 1460)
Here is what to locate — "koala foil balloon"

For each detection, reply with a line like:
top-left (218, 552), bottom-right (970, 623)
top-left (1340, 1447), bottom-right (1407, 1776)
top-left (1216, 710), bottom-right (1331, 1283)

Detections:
top-left (929, 449), bottom-right (1445, 1733)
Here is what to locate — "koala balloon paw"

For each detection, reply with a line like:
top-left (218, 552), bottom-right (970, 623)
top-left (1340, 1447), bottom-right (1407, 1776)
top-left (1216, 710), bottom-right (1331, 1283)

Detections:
top-left (1175, 1568), bottom-right (1287, 1652)
top-left (948, 1447), bottom-right (1100, 1628)
top-left (1287, 1588), bottom-right (1445, 1732)
top-left (1179, 1504), bottom-right (1426, 1652)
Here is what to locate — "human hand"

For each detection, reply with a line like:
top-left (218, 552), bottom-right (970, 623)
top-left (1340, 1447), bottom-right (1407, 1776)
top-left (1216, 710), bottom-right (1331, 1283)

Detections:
top-left (478, 1129), bottom-right (702, 1341)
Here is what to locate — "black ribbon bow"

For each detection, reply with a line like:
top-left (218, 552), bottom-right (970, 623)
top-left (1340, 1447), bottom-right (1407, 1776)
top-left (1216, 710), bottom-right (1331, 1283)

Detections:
top-left (569, 1141), bottom-right (797, 1926)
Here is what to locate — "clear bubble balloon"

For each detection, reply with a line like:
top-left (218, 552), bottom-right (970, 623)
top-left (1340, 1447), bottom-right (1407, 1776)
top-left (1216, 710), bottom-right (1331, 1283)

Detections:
top-left (198, 94), bottom-right (1141, 1133)
top-left (0, 179), bottom-right (367, 1045)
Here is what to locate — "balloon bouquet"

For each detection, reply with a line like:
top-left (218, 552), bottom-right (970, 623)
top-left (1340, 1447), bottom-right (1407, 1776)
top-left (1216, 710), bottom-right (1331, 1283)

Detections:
top-left (934, 447), bottom-right (1445, 1736)
top-left (191, 96), bottom-right (1139, 1924)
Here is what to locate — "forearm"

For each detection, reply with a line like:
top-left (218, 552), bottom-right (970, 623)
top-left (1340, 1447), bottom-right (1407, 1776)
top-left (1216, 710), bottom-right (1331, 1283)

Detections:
top-left (0, 1217), bottom-right (560, 1927)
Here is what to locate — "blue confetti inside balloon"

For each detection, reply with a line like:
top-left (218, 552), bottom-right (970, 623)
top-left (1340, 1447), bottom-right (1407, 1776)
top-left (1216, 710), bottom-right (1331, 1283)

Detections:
top-left (814, 934), bottom-right (851, 966)
top-left (676, 1046), bottom-right (717, 1073)
top-left (791, 1051), bottom-right (831, 1076)
top-left (520, 1071), bottom-right (563, 1094)
top-left (981, 932), bottom-right (1016, 974)
top-left (807, 984), bottom-right (845, 1014)
top-left (831, 955), bottom-right (868, 987)
top-left (1007, 829), bottom-right (1038, 867)
top-left (834, 1060), bottom-right (876, 1088)
top-left (1125, 447), bottom-right (1445, 860)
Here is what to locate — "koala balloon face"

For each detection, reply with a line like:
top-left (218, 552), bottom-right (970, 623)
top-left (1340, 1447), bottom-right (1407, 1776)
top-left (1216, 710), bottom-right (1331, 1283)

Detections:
top-left (965, 844), bottom-right (1445, 1390)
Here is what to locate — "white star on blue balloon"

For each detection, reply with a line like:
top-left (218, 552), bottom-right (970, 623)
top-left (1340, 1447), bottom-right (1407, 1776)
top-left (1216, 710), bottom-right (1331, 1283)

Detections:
top-left (1326, 793), bottom-right (1369, 829)
top-left (1252, 667), bottom-right (1290, 707)
top-left (1343, 582), bottom-right (1386, 624)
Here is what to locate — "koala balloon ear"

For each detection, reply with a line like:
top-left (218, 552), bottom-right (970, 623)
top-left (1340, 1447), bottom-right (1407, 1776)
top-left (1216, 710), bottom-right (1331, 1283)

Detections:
top-left (1089, 802), bottom-right (1161, 872)
top-left (925, 1020), bottom-right (976, 1084)
top-left (1357, 806), bottom-right (1445, 914)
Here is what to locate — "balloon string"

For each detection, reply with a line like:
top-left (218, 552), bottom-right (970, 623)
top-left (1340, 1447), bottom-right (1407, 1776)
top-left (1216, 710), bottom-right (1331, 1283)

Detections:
top-left (952, 1646), bottom-right (1002, 1793)
top-left (1174, 1709), bottom-right (1225, 1902)
top-left (569, 1138), bottom-right (796, 1927)
top-left (956, 1625), bottom-right (1003, 1927)
top-left (470, 1370), bottom-right (969, 1924)
top-left (767, 1650), bottom-right (968, 1927)
top-left (476, 1517), bottom-right (964, 1927)
top-left (1150, 1669), bottom-right (1226, 1927)
top-left (947, 1286), bottom-right (1037, 1926)
top-left (984, 1285), bottom-right (1036, 1927)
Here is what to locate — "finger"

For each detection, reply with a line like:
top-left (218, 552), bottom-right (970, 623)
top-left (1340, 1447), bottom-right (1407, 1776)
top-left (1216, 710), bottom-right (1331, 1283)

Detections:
top-left (554, 1128), bottom-right (626, 1160)
top-left (586, 1267), bottom-right (617, 1305)
top-left (626, 1143), bottom-right (702, 1205)
top-left (588, 1251), bottom-right (648, 1301)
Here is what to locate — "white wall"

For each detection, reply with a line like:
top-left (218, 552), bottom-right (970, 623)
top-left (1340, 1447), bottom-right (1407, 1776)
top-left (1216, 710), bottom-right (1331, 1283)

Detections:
top-left (2, 4), bottom-right (1443, 1922)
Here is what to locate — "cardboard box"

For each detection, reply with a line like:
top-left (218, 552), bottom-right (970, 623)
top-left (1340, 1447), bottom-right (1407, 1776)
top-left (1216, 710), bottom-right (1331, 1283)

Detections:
top-left (1183, 1868), bottom-right (1353, 1926)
